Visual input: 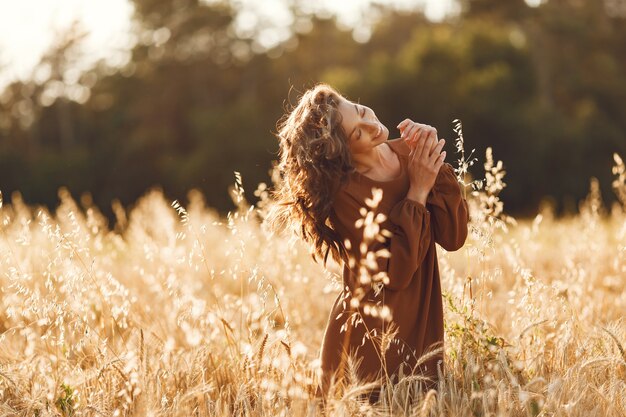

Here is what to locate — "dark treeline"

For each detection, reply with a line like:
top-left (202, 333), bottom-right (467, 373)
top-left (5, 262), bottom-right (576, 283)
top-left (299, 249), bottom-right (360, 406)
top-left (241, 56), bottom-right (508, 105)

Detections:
top-left (1, 0), bottom-right (625, 219)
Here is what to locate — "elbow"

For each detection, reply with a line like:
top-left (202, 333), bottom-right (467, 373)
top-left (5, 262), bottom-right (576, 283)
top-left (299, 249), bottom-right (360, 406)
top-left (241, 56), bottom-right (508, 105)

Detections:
top-left (437, 205), bottom-right (469, 251)
top-left (437, 226), bottom-right (468, 252)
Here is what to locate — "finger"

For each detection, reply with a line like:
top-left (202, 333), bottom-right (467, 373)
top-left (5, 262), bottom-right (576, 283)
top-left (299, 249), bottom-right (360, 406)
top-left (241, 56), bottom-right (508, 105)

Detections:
top-left (408, 129), bottom-right (422, 155)
top-left (414, 129), bottom-right (429, 161)
top-left (397, 119), bottom-right (412, 131)
top-left (430, 138), bottom-right (445, 159)
top-left (412, 124), bottom-right (429, 146)
top-left (409, 139), bottom-right (419, 163)
top-left (403, 122), bottom-right (420, 141)
top-left (434, 151), bottom-right (446, 169)
top-left (426, 126), bottom-right (438, 155)
top-left (409, 143), bottom-right (418, 163)
top-left (430, 154), bottom-right (445, 175)
top-left (399, 122), bottom-right (410, 138)
top-left (420, 125), bottom-right (436, 147)
top-left (400, 121), bottom-right (417, 139)
top-left (422, 129), bottom-right (436, 156)
top-left (402, 121), bottom-right (419, 137)
top-left (424, 130), bottom-right (437, 155)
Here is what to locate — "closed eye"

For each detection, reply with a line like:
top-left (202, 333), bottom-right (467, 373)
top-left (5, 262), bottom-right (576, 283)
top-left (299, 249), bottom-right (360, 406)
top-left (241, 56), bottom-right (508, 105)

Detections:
top-left (356, 106), bottom-right (366, 139)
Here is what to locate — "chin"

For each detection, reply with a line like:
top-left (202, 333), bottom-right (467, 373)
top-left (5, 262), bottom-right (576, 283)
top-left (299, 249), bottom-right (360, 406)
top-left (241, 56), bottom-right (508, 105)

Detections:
top-left (371, 125), bottom-right (389, 145)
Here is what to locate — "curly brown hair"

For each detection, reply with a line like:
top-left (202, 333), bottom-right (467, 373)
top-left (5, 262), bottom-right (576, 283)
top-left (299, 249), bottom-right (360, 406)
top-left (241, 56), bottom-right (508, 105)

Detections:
top-left (267, 83), bottom-right (355, 266)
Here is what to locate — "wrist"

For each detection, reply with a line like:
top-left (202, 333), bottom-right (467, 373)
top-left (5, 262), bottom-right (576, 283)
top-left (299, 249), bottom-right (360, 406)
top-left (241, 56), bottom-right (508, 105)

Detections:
top-left (406, 187), bottom-right (428, 205)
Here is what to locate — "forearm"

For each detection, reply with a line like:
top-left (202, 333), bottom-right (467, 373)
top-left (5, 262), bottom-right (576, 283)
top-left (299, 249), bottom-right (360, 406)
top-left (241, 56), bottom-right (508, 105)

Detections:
top-left (427, 164), bottom-right (470, 251)
top-left (376, 197), bottom-right (432, 291)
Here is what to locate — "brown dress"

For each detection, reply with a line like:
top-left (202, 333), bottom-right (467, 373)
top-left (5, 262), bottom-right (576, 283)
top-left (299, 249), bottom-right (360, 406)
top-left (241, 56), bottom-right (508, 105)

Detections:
top-left (320, 138), bottom-right (469, 392)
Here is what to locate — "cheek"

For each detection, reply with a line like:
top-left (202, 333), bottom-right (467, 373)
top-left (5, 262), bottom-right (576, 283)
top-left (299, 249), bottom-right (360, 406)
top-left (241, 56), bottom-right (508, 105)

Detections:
top-left (347, 139), bottom-right (360, 154)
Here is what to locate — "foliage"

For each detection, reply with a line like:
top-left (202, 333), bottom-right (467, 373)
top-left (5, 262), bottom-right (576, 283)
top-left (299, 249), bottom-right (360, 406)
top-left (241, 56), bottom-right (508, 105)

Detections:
top-left (0, 0), bottom-right (625, 218)
top-left (55, 383), bottom-right (76, 417)
top-left (0, 142), bottom-right (625, 415)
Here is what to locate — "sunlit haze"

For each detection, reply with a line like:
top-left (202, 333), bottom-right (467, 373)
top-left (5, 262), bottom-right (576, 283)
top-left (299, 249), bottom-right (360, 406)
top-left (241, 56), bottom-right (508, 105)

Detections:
top-left (0, 0), bottom-right (457, 89)
top-left (0, 0), bottom-right (134, 88)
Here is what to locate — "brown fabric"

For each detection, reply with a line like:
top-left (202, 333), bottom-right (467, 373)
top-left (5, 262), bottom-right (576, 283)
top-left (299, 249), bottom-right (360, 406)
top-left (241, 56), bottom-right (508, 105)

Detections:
top-left (320, 138), bottom-right (469, 391)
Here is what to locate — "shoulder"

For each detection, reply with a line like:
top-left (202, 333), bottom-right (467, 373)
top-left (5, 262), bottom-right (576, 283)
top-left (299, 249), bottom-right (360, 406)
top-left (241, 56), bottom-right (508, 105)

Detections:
top-left (333, 179), bottom-right (363, 208)
top-left (332, 173), bottom-right (378, 214)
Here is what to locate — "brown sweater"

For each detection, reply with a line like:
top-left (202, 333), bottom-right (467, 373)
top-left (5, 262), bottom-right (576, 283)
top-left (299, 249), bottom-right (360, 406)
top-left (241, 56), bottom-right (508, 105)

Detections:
top-left (320, 138), bottom-right (469, 390)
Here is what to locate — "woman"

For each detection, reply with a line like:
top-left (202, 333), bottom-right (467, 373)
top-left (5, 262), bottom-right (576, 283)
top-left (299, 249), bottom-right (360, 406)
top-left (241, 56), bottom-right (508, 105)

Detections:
top-left (269, 83), bottom-right (469, 398)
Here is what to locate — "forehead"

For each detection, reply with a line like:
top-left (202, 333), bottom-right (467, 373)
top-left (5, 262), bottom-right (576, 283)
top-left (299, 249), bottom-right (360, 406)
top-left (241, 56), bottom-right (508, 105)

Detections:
top-left (337, 98), bottom-right (357, 132)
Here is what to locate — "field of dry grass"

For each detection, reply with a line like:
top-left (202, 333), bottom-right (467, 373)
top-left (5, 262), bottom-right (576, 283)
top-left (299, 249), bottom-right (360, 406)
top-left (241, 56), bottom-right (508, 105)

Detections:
top-left (0, 150), bottom-right (625, 416)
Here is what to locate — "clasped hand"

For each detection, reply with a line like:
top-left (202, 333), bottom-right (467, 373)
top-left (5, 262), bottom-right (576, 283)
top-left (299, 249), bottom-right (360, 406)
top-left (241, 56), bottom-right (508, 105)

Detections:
top-left (397, 119), bottom-right (446, 204)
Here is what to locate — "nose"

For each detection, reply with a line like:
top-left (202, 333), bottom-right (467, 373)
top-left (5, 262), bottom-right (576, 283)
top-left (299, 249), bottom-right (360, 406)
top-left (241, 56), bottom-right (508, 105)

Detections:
top-left (362, 120), bottom-right (379, 134)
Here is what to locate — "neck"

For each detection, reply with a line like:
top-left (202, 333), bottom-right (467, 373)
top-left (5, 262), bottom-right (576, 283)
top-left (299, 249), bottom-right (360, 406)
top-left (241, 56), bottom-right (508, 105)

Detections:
top-left (352, 144), bottom-right (384, 173)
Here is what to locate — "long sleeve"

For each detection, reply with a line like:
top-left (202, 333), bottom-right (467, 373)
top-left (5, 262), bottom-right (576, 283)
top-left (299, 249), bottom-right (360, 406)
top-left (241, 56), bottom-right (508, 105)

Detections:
top-left (330, 189), bottom-right (432, 292)
top-left (375, 198), bottom-right (432, 291)
top-left (321, 139), bottom-right (450, 390)
top-left (426, 163), bottom-right (469, 251)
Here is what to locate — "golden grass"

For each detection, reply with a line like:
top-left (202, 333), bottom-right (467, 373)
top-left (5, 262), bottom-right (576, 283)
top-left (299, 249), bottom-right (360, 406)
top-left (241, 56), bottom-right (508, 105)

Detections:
top-left (0, 151), bottom-right (624, 416)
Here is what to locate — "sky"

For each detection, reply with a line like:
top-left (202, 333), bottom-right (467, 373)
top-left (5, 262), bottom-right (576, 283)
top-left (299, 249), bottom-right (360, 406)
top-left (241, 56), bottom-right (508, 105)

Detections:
top-left (0, 0), bottom-right (457, 89)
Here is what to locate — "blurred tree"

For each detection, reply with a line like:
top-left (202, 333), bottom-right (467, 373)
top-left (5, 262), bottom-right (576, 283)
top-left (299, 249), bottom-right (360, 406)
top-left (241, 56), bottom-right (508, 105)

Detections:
top-left (460, 0), bottom-right (529, 20)
top-left (0, 0), bottom-right (625, 217)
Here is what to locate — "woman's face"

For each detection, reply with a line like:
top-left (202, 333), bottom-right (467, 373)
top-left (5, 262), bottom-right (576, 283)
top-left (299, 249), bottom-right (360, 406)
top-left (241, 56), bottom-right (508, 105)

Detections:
top-left (337, 97), bottom-right (389, 155)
